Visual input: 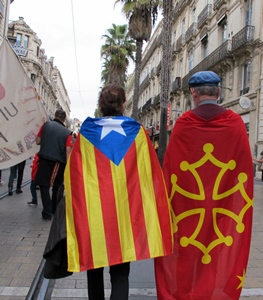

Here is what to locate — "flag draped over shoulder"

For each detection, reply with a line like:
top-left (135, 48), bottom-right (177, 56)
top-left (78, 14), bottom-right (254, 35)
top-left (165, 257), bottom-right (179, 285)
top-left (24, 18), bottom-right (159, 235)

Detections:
top-left (154, 110), bottom-right (254, 300)
top-left (64, 116), bottom-right (173, 272)
top-left (0, 37), bottom-right (47, 168)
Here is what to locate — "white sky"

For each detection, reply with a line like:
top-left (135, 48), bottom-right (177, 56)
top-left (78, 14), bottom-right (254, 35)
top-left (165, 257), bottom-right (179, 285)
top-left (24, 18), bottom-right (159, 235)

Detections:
top-left (9, 0), bottom-right (133, 122)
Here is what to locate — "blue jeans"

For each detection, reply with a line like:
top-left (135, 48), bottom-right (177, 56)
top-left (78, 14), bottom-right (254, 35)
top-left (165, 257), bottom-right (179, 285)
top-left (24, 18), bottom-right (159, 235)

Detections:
top-left (30, 180), bottom-right (38, 204)
top-left (8, 160), bottom-right (26, 190)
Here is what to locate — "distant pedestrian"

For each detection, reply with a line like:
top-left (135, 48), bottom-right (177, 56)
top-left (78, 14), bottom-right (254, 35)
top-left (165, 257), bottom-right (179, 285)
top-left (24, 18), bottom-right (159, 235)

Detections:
top-left (253, 150), bottom-right (263, 182)
top-left (27, 152), bottom-right (39, 206)
top-left (0, 170), bottom-right (3, 185)
top-left (35, 109), bottom-right (73, 221)
top-left (8, 160), bottom-right (26, 196)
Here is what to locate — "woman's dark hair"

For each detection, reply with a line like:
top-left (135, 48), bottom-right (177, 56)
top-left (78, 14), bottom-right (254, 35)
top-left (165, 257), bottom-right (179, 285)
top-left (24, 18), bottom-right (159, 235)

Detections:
top-left (99, 84), bottom-right (126, 116)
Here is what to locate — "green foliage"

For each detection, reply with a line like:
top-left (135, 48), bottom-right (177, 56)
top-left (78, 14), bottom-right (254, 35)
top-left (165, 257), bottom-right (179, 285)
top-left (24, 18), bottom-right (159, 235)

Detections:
top-left (100, 24), bottom-right (136, 87)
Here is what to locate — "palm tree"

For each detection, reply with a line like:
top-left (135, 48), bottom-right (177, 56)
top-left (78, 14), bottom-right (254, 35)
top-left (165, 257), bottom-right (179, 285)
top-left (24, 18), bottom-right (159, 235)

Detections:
top-left (115, 0), bottom-right (162, 119)
top-left (100, 24), bottom-right (135, 87)
top-left (101, 58), bottom-right (111, 84)
top-left (158, 0), bottom-right (173, 165)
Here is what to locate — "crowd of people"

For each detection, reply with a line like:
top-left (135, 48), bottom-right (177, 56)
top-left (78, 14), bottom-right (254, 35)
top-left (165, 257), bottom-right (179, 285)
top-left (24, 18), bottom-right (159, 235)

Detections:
top-left (0, 71), bottom-right (257, 300)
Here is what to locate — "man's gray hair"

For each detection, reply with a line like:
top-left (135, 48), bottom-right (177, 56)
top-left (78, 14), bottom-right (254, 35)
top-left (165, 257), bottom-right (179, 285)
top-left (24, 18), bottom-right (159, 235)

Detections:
top-left (193, 86), bottom-right (220, 97)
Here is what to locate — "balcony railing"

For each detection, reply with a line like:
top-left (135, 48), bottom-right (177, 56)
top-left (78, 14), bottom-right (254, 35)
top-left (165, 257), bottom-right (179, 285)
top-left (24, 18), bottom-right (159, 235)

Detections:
top-left (142, 98), bottom-right (152, 113)
top-left (171, 77), bottom-right (182, 92)
top-left (185, 23), bottom-right (197, 43)
top-left (153, 94), bottom-right (160, 107)
top-left (139, 74), bottom-right (149, 92)
top-left (198, 4), bottom-right (212, 28)
top-left (182, 40), bottom-right (232, 88)
top-left (213, 0), bottom-right (226, 11)
top-left (175, 34), bottom-right (185, 52)
top-left (173, 0), bottom-right (191, 19)
top-left (232, 25), bottom-right (254, 53)
top-left (240, 87), bottom-right (250, 96)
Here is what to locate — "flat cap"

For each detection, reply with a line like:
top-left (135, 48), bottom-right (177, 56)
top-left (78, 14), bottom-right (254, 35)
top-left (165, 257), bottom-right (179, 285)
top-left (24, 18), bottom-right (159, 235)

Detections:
top-left (188, 71), bottom-right (221, 87)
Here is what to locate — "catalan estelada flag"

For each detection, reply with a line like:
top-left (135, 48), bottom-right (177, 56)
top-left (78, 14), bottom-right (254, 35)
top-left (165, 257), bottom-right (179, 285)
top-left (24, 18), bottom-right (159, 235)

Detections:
top-left (64, 116), bottom-right (173, 272)
top-left (154, 110), bottom-right (254, 300)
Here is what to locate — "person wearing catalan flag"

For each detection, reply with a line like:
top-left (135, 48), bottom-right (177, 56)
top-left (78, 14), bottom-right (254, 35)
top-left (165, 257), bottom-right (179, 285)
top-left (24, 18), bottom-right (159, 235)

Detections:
top-left (154, 71), bottom-right (254, 300)
top-left (64, 84), bottom-right (173, 300)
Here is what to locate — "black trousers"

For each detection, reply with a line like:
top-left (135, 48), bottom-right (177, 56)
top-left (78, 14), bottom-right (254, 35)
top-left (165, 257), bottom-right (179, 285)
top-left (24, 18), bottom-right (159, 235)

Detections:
top-left (87, 262), bottom-right (130, 300)
top-left (35, 158), bottom-right (65, 219)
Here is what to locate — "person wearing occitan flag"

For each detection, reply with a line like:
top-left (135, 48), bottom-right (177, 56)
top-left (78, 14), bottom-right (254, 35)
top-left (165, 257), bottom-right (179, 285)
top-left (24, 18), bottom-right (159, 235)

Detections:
top-left (64, 84), bottom-right (173, 300)
top-left (154, 71), bottom-right (254, 300)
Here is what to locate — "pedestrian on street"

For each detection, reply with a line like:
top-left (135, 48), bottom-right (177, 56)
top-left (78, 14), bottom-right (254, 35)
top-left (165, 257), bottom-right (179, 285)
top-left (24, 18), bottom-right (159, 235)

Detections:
top-left (35, 109), bottom-right (73, 221)
top-left (253, 151), bottom-right (263, 182)
top-left (0, 170), bottom-right (3, 185)
top-left (63, 84), bottom-right (173, 300)
top-left (27, 152), bottom-right (39, 206)
top-left (155, 71), bottom-right (254, 300)
top-left (8, 160), bottom-right (26, 196)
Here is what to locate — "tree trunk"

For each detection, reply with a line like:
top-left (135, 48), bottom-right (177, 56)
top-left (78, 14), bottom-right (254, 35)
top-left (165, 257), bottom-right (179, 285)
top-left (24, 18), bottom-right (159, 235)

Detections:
top-left (132, 40), bottom-right (143, 120)
top-left (158, 0), bottom-right (173, 165)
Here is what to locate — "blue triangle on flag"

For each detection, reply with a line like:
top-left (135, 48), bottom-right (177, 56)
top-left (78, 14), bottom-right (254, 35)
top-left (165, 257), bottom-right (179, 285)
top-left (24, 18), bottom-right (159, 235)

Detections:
top-left (80, 116), bottom-right (141, 165)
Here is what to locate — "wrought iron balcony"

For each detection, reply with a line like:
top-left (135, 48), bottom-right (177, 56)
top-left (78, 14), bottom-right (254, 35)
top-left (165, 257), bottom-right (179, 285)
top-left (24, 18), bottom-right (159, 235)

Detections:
top-left (232, 25), bottom-right (254, 53)
top-left (185, 23), bottom-right (197, 43)
top-left (153, 94), bottom-right (160, 107)
top-left (175, 34), bottom-right (185, 52)
top-left (213, 0), bottom-right (226, 11)
top-left (139, 74), bottom-right (149, 89)
top-left (142, 98), bottom-right (153, 113)
top-left (240, 87), bottom-right (250, 96)
top-left (182, 40), bottom-right (232, 88)
top-left (171, 77), bottom-right (182, 93)
top-left (198, 4), bottom-right (212, 28)
top-left (173, 0), bottom-right (191, 19)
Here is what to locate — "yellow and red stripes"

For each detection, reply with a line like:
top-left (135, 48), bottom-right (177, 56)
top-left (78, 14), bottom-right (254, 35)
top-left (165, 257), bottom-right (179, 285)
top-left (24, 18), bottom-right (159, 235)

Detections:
top-left (65, 127), bottom-right (173, 272)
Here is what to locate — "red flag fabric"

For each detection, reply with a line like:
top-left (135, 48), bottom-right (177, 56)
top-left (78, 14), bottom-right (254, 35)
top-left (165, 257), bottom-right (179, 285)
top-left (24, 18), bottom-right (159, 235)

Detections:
top-left (64, 116), bottom-right (173, 272)
top-left (155, 110), bottom-right (253, 300)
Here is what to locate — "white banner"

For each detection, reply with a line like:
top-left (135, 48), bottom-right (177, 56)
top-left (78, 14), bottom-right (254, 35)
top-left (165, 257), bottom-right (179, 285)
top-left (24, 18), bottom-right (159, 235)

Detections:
top-left (0, 37), bottom-right (47, 169)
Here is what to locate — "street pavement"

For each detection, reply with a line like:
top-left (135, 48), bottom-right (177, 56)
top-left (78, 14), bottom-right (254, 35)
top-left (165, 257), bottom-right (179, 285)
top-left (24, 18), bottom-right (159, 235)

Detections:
top-left (0, 160), bottom-right (262, 299)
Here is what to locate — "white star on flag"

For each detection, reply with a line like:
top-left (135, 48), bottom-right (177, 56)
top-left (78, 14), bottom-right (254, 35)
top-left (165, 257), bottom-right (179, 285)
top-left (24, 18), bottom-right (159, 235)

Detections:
top-left (95, 118), bottom-right (126, 140)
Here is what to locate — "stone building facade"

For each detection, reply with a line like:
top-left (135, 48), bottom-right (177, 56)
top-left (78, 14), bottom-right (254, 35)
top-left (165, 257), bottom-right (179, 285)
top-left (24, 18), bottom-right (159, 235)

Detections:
top-left (128, 0), bottom-right (263, 176)
top-left (7, 17), bottom-right (71, 122)
top-left (0, 0), bottom-right (13, 37)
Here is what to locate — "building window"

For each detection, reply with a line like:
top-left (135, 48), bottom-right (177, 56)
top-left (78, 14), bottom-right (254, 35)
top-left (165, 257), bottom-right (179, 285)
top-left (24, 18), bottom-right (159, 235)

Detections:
top-left (173, 30), bottom-right (177, 43)
top-left (223, 23), bottom-right (227, 42)
top-left (200, 34), bottom-right (208, 58)
top-left (31, 74), bottom-right (36, 83)
top-left (186, 100), bottom-right (192, 111)
top-left (179, 59), bottom-right (183, 77)
top-left (181, 18), bottom-right (185, 35)
top-left (241, 62), bottom-right (251, 95)
top-left (245, 0), bottom-right (252, 26)
top-left (192, 8), bottom-right (196, 23)
top-left (188, 52), bottom-right (194, 71)
top-left (16, 33), bottom-right (22, 46)
top-left (24, 35), bottom-right (29, 48)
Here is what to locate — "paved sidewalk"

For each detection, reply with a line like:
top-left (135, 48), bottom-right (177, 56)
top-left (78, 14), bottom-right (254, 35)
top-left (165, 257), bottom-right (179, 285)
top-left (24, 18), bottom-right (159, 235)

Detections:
top-left (0, 161), bottom-right (52, 300)
top-left (0, 161), bottom-right (262, 299)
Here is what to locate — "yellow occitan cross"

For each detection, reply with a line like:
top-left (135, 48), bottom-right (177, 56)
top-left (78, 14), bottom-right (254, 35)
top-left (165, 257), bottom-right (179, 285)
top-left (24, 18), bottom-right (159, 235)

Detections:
top-left (169, 143), bottom-right (254, 265)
